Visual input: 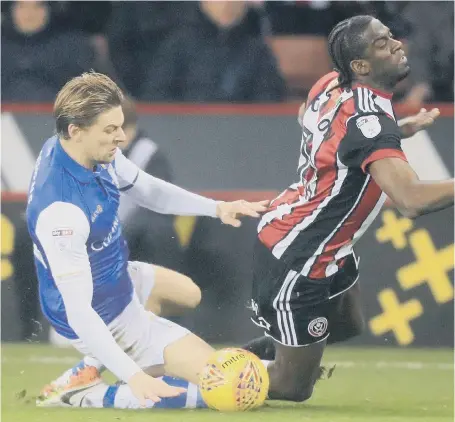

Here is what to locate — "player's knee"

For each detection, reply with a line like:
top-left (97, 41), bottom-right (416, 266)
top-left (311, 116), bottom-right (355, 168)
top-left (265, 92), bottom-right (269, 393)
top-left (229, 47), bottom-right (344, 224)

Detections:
top-left (290, 386), bottom-right (314, 402)
top-left (269, 366), bottom-right (315, 402)
top-left (185, 278), bottom-right (202, 309)
top-left (272, 383), bottom-right (314, 402)
top-left (283, 386), bottom-right (314, 402)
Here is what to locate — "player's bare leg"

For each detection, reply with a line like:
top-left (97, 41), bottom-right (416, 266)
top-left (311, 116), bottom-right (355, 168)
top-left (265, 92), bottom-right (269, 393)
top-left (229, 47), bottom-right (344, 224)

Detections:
top-left (62, 332), bottom-right (216, 409)
top-left (267, 340), bottom-right (326, 402)
top-left (135, 333), bottom-right (215, 383)
top-left (162, 333), bottom-right (215, 384)
top-left (72, 328), bottom-right (277, 409)
top-left (246, 284), bottom-right (364, 402)
top-left (38, 264), bottom-right (202, 405)
top-left (145, 266), bottom-right (201, 317)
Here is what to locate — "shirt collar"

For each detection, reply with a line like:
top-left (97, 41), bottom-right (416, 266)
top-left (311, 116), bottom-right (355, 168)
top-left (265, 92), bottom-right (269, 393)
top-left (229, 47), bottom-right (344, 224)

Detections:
top-left (54, 137), bottom-right (100, 184)
top-left (352, 82), bottom-right (394, 100)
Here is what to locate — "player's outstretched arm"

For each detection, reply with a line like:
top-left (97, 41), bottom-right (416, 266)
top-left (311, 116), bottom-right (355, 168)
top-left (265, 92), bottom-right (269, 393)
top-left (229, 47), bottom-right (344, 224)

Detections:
top-left (35, 202), bottom-right (185, 403)
top-left (114, 149), bottom-right (268, 225)
top-left (369, 157), bottom-right (454, 218)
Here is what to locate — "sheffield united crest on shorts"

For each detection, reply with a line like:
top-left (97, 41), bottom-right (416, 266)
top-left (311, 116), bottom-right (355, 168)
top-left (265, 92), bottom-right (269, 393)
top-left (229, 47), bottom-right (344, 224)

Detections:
top-left (308, 317), bottom-right (328, 338)
top-left (356, 115), bottom-right (382, 138)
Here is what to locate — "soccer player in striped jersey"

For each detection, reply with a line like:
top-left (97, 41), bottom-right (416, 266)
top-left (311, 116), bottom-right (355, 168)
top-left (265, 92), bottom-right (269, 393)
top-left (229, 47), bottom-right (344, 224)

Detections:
top-left (245, 15), bottom-right (454, 402)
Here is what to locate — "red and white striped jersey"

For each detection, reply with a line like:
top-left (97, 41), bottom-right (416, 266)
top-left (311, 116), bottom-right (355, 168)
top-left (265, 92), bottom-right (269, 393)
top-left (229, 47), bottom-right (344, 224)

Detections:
top-left (258, 72), bottom-right (408, 279)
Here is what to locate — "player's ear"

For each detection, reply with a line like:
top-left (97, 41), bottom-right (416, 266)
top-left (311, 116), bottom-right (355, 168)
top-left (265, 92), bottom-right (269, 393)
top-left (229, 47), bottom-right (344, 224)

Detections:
top-left (350, 59), bottom-right (370, 77)
top-left (67, 124), bottom-right (82, 141)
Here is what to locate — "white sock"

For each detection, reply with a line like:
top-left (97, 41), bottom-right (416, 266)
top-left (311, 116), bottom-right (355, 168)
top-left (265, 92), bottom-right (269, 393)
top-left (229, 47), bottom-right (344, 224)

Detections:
top-left (53, 360), bottom-right (87, 386)
top-left (261, 360), bottom-right (272, 400)
top-left (261, 359), bottom-right (272, 369)
top-left (80, 383), bottom-right (156, 409)
top-left (52, 358), bottom-right (104, 388)
top-left (80, 377), bottom-right (206, 409)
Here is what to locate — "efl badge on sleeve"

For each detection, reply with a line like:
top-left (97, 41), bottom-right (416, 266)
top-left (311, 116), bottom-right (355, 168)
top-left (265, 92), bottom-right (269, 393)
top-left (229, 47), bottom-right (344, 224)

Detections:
top-left (52, 227), bottom-right (73, 251)
top-left (356, 115), bottom-right (382, 139)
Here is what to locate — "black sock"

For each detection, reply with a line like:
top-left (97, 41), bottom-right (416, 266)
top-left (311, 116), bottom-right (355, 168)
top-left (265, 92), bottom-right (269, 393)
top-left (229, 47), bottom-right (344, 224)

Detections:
top-left (242, 336), bottom-right (276, 360)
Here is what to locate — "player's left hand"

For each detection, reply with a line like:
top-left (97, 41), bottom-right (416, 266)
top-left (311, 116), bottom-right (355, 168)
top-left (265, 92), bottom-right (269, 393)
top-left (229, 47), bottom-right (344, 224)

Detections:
top-left (216, 200), bottom-right (269, 227)
top-left (398, 108), bottom-right (440, 139)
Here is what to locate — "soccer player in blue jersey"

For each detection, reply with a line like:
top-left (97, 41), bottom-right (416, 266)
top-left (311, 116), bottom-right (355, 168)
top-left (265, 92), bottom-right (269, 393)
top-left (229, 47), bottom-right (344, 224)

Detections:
top-left (27, 71), bottom-right (268, 409)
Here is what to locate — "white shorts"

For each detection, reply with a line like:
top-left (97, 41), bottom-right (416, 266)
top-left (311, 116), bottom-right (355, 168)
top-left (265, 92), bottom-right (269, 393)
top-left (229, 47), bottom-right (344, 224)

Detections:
top-left (127, 261), bottom-right (156, 306)
top-left (49, 261), bottom-right (156, 346)
top-left (70, 262), bottom-right (189, 368)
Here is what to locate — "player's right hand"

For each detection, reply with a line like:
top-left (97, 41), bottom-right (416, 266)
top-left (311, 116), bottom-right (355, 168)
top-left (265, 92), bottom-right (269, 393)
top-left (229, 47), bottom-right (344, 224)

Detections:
top-left (128, 371), bottom-right (186, 407)
top-left (216, 200), bottom-right (269, 227)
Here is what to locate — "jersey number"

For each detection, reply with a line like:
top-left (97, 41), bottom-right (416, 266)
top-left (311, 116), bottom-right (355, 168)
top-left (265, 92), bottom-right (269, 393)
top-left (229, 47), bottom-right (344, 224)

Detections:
top-left (298, 126), bottom-right (318, 200)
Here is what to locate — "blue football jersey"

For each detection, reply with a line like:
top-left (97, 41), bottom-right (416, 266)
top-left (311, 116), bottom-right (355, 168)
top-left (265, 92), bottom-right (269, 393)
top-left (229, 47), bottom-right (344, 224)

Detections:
top-left (26, 136), bottom-right (134, 338)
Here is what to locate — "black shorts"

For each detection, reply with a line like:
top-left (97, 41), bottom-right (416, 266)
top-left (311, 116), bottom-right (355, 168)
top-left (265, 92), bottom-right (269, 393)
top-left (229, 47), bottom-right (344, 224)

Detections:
top-left (250, 240), bottom-right (359, 346)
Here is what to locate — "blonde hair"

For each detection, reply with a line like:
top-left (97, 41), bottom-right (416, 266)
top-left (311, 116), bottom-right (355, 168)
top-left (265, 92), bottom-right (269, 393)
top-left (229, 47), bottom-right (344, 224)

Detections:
top-left (54, 71), bottom-right (124, 139)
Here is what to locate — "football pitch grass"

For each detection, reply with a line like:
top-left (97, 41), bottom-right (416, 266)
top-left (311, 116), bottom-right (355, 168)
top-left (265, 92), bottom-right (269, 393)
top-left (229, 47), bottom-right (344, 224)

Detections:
top-left (1, 344), bottom-right (453, 422)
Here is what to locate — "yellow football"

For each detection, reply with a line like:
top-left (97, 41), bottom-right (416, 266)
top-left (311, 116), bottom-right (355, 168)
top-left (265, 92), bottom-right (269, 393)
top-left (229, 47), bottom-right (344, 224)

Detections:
top-left (199, 347), bottom-right (269, 412)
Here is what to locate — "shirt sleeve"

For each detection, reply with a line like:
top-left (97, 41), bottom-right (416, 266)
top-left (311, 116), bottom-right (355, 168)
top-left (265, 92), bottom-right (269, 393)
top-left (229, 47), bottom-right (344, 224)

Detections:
top-left (35, 202), bottom-right (142, 382)
top-left (338, 113), bottom-right (408, 173)
top-left (114, 148), bottom-right (219, 217)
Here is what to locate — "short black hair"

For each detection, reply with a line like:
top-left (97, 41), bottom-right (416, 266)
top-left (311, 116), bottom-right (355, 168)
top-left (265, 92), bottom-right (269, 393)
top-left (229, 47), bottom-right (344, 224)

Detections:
top-left (328, 15), bottom-right (375, 88)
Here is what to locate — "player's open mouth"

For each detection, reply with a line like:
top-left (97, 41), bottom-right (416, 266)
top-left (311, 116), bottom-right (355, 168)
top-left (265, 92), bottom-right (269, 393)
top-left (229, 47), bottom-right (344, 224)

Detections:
top-left (399, 55), bottom-right (407, 64)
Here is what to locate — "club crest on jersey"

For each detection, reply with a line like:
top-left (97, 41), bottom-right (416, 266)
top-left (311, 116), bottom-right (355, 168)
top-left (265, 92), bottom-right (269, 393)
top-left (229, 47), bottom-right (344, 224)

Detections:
top-left (91, 205), bottom-right (103, 222)
top-left (356, 115), bottom-right (381, 139)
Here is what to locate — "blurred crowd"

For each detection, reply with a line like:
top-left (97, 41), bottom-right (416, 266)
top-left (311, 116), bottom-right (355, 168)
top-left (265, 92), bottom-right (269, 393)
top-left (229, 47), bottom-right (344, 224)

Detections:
top-left (1, 0), bottom-right (454, 105)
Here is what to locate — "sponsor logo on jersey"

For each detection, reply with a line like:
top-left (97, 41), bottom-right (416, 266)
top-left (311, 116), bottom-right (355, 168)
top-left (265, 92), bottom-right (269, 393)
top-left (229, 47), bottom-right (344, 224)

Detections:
top-left (91, 205), bottom-right (103, 222)
top-left (90, 216), bottom-right (120, 251)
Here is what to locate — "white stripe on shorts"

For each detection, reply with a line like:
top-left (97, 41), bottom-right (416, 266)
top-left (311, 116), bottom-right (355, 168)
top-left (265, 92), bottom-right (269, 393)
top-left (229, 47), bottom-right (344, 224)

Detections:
top-left (272, 270), bottom-right (300, 346)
